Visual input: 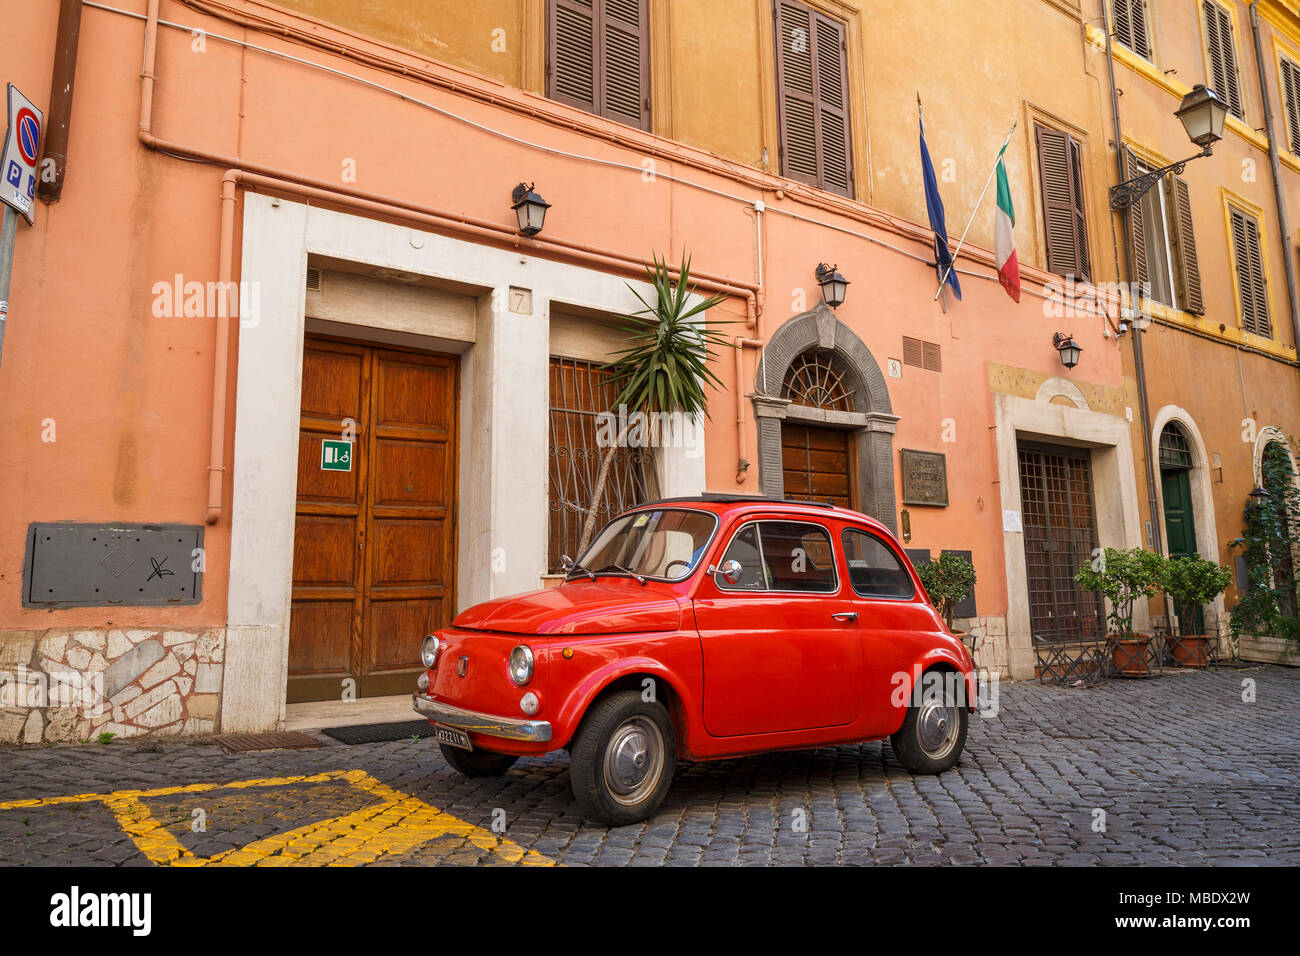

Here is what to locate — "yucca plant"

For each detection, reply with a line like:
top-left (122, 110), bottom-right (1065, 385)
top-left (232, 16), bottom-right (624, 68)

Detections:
top-left (574, 253), bottom-right (735, 556)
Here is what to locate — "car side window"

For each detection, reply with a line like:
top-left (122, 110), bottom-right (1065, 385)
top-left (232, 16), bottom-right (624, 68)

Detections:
top-left (843, 528), bottom-right (915, 599)
top-left (716, 524), bottom-right (768, 590)
top-left (759, 521), bottom-right (838, 593)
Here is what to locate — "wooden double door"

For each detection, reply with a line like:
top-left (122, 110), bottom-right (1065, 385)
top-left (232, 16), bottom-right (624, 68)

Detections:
top-left (782, 423), bottom-right (854, 508)
top-left (289, 337), bottom-right (458, 702)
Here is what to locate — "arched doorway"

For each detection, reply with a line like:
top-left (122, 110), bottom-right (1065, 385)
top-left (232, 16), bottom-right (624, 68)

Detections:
top-left (1159, 421), bottom-right (1201, 631)
top-left (752, 303), bottom-right (900, 531)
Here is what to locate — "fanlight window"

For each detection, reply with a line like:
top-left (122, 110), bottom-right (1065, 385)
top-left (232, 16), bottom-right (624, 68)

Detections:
top-left (782, 349), bottom-right (856, 412)
top-left (1159, 423), bottom-right (1194, 469)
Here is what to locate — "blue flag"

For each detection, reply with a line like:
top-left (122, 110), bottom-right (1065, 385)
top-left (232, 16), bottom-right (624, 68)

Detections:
top-left (920, 115), bottom-right (962, 301)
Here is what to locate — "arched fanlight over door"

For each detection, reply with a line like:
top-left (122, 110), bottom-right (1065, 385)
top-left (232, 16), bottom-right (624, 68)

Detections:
top-left (782, 349), bottom-right (856, 412)
top-left (1159, 422), bottom-right (1194, 470)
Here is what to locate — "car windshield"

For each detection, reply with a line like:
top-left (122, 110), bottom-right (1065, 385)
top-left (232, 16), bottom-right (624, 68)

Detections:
top-left (575, 509), bottom-right (718, 582)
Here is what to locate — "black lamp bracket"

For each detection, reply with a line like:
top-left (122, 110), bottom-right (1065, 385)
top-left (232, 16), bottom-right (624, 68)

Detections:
top-left (1109, 146), bottom-right (1212, 211)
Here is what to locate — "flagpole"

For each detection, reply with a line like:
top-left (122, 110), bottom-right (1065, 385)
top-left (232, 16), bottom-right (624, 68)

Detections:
top-left (932, 121), bottom-right (1019, 302)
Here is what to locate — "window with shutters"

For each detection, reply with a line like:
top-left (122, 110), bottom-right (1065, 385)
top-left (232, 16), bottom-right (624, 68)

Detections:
top-left (547, 0), bottom-right (650, 131)
top-left (1228, 205), bottom-right (1272, 337)
top-left (772, 0), bottom-right (854, 198)
top-left (1124, 149), bottom-right (1204, 314)
top-left (1280, 55), bottom-right (1300, 156)
top-left (1202, 0), bottom-right (1244, 119)
top-left (1034, 125), bottom-right (1092, 282)
top-left (1112, 0), bottom-right (1152, 60)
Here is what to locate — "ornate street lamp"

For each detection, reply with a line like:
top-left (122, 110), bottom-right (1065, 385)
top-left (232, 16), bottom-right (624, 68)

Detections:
top-left (511, 182), bottom-right (551, 236)
top-left (815, 262), bottom-right (850, 308)
top-left (1109, 84), bottom-right (1229, 210)
top-left (1053, 332), bottom-right (1083, 370)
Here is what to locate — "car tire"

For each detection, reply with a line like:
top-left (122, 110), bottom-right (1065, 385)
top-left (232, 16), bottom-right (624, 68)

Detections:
top-left (890, 669), bottom-right (969, 774)
top-left (439, 743), bottom-right (519, 777)
top-left (570, 690), bottom-right (676, 827)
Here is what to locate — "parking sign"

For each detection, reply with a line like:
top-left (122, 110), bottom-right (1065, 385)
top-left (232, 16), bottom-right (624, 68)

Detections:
top-left (2, 84), bottom-right (42, 225)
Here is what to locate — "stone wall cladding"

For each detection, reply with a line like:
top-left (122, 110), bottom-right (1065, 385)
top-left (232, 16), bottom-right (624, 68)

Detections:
top-left (0, 629), bottom-right (224, 744)
top-left (955, 615), bottom-right (1009, 678)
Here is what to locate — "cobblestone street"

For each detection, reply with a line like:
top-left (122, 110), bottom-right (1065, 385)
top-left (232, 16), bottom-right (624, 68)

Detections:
top-left (1, 666), bottom-right (1297, 867)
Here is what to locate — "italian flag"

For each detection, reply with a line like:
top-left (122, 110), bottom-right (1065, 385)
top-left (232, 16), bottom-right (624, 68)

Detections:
top-left (995, 147), bottom-right (1021, 303)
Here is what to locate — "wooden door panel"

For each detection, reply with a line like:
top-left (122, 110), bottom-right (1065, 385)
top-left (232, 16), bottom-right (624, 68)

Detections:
top-left (371, 519), bottom-right (450, 587)
top-left (374, 358), bottom-right (454, 429)
top-left (371, 440), bottom-right (450, 508)
top-left (292, 516), bottom-right (358, 588)
top-left (288, 601), bottom-right (353, 673)
top-left (300, 349), bottom-right (364, 420)
top-left (295, 433), bottom-right (362, 504)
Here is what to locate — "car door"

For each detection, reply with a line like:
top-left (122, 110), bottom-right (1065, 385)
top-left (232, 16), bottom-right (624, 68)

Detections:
top-left (693, 517), bottom-right (864, 737)
top-left (840, 526), bottom-right (934, 735)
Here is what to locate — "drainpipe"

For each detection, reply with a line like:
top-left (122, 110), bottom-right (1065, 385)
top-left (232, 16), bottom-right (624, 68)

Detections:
top-left (734, 337), bottom-right (764, 484)
top-left (1101, 0), bottom-right (1164, 559)
top-left (37, 0), bottom-right (83, 203)
top-left (1249, 1), bottom-right (1300, 350)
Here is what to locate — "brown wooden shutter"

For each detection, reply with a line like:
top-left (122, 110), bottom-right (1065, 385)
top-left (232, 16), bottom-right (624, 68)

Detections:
top-left (813, 13), bottom-right (852, 196)
top-left (547, 0), bottom-right (649, 131)
top-left (1167, 176), bottom-right (1205, 315)
top-left (1203, 1), bottom-right (1243, 118)
top-left (1113, 0), bottom-right (1150, 59)
top-left (549, 0), bottom-right (597, 114)
top-left (1037, 126), bottom-right (1090, 280)
top-left (1230, 206), bottom-right (1271, 337)
top-left (1124, 149), bottom-right (1149, 288)
top-left (775, 1), bottom-right (821, 188)
top-left (601, 0), bottom-right (650, 131)
top-left (1281, 56), bottom-right (1300, 155)
top-left (773, 0), bottom-right (853, 197)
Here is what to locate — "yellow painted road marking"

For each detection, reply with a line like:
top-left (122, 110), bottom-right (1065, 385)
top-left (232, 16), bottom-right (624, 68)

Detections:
top-left (0, 769), bottom-right (554, 867)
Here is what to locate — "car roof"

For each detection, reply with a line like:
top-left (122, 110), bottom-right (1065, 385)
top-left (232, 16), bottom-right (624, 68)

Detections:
top-left (624, 494), bottom-right (897, 538)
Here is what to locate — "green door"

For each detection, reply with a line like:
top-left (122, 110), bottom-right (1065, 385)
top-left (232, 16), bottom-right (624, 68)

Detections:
top-left (1161, 467), bottom-right (1203, 632)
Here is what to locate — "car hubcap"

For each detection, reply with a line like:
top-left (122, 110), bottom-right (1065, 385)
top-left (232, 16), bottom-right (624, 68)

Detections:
top-left (917, 701), bottom-right (960, 759)
top-left (603, 716), bottom-right (665, 807)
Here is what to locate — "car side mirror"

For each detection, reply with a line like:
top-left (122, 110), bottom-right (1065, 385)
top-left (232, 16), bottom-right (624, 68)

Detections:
top-left (718, 559), bottom-right (743, 585)
top-left (560, 554), bottom-right (574, 573)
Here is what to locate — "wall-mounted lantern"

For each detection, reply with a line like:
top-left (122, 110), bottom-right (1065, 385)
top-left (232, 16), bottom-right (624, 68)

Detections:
top-left (1053, 332), bottom-right (1083, 370)
top-left (511, 182), bottom-right (551, 237)
top-left (1109, 84), bottom-right (1228, 211)
top-left (815, 263), bottom-right (850, 309)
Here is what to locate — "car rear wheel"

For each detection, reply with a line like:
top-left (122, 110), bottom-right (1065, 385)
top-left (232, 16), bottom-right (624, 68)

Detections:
top-left (439, 743), bottom-right (519, 777)
top-left (890, 670), bottom-right (968, 774)
top-left (570, 690), bottom-right (676, 826)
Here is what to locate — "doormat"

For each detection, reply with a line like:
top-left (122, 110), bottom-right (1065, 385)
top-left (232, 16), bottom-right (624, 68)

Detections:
top-left (215, 731), bottom-right (323, 754)
top-left (321, 720), bottom-right (436, 745)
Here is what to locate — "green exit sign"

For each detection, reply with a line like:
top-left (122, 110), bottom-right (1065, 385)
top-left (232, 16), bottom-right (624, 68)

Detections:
top-left (321, 440), bottom-right (353, 472)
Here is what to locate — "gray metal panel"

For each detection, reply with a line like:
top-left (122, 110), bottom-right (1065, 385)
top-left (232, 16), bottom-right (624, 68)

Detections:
top-left (942, 549), bottom-right (978, 618)
top-left (24, 523), bottom-right (203, 608)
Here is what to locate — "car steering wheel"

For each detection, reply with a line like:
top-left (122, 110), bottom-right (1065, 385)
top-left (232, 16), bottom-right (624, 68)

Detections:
top-left (664, 559), bottom-right (691, 578)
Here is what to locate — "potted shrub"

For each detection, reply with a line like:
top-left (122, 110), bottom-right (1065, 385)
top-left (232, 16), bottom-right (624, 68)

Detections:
top-left (1074, 547), bottom-right (1164, 676)
top-left (1161, 555), bottom-right (1232, 667)
top-left (915, 552), bottom-right (977, 650)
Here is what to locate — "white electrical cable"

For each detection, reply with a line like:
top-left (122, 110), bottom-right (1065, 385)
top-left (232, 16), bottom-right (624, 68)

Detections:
top-left (83, 0), bottom-right (1065, 306)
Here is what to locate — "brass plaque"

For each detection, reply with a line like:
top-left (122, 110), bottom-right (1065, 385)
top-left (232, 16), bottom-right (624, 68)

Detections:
top-left (900, 450), bottom-right (949, 507)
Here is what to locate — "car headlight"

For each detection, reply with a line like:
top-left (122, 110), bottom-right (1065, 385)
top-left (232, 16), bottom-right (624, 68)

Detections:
top-left (508, 645), bottom-right (534, 686)
top-left (421, 634), bottom-right (441, 669)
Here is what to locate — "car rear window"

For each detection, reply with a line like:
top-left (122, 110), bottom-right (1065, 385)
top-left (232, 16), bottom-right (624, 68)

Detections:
top-left (843, 528), bottom-right (915, 599)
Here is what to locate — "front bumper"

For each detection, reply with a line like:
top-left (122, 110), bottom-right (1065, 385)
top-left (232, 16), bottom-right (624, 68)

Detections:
top-left (412, 693), bottom-right (553, 743)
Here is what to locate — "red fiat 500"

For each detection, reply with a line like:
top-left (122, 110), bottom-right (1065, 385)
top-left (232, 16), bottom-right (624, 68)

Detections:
top-left (413, 495), bottom-right (975, 826)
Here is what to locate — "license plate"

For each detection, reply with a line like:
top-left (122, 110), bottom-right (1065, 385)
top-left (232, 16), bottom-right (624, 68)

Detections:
top-left (434, 724), bottom-right (472, 751)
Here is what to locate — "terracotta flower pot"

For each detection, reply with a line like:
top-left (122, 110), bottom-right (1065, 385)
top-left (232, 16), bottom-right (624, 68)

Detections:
top-left (1111, 634), bottom-right (1152, 676)
top-left (1170, 634), bottom-right (1210, 668)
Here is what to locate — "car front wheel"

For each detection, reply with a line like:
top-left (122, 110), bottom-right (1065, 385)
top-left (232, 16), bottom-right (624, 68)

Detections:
top-left (439, 743), bottom-right (519, 777)
top-left (890, 670), bottom-right (968, 774)
top-left (570, 690), bottom-right (676, 826)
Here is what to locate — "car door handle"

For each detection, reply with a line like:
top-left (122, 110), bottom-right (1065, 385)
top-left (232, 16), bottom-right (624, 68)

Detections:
top-left (831, 612), bottom-right (859, 622)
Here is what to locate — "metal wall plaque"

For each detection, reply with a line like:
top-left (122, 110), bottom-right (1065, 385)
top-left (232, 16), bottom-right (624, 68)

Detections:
top-left (900, 449), bottom-right (949, 507)
top-left (24, 523), bottom-right (203, 608)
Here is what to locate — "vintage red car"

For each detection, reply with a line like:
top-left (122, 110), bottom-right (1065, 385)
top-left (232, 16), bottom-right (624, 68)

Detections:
top-left (413, 495), bottom-right (976, 825)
